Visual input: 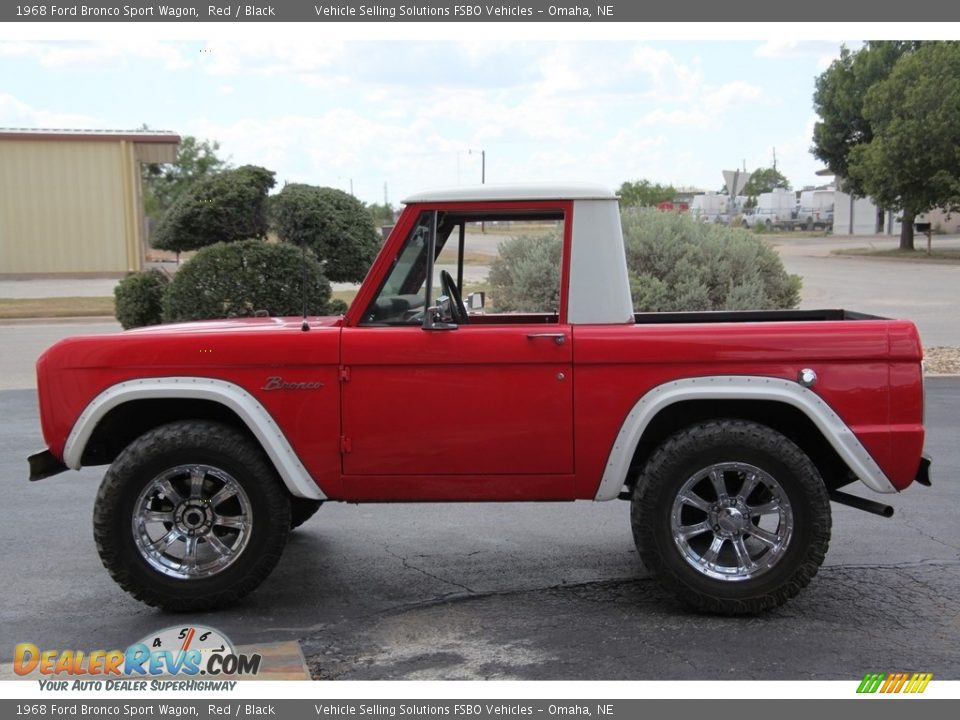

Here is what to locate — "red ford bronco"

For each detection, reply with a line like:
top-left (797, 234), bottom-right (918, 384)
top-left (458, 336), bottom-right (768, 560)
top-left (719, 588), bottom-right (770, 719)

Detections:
top-left (29, 184), bottom-right (931, 614)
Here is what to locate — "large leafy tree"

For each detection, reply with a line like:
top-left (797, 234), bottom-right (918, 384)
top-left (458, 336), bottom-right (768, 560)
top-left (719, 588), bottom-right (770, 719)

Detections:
top-left (152, 165), bottom-right (276, 254)
top-left (270, 184), bottom-right (381, 283)
top-left (811, 42), bottom-right (921, 245)
top-left (812, 42), bottom-right (918, 190)
top-left (618, 179), bottom-right (677, 208)
top-left (848, 42), bottom-right (960, 250)
top-left (742, 167), bottom-right (790, 197)
top-left (142, 135), bottom-right (228, 220)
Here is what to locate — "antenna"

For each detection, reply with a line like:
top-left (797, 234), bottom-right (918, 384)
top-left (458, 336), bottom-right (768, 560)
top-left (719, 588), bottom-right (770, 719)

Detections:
top-left (300, 244), bottom-right (310, 332)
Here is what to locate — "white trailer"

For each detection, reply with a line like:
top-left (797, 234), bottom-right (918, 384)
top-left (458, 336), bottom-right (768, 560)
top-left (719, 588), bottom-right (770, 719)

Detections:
top-left (745, 189), bottom-right (797, 229)
top-left (797, 190), bottom-right (835, 230)
top-left (691, 192), bottom-right (728, 224)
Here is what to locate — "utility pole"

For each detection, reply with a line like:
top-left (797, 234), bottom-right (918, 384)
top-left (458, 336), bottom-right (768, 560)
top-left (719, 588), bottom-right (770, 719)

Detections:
top-left (468, 148), bottom-right (487, 232)
top-left (469, 148), bottom-right (486, 183)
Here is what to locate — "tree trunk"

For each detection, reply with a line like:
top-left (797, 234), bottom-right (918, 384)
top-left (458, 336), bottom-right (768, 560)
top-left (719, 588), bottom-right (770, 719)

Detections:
top-left (899, 209), bottom-right (915, 251)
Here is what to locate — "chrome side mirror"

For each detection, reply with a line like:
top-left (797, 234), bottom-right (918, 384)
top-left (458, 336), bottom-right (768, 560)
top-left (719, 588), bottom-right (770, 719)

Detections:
top-left (423, 295), bottom-right (458, 331)
top-left (467, 291), bottom-right (485, 311)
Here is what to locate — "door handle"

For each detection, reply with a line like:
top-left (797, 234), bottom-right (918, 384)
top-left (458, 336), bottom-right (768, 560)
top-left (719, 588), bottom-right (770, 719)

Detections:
top-left (526, 332), bottom-right (566, 345)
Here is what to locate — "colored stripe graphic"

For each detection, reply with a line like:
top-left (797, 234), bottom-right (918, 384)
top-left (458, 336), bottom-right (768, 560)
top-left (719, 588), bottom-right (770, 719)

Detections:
top-left (857, 672), bottom-right (932, 694)
top-left (857, 673), bottom-right (885, 693)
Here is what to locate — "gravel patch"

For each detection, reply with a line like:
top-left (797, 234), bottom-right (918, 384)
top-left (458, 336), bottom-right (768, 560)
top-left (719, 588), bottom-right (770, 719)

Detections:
top-left (925, 346), bottom-right (960, 375)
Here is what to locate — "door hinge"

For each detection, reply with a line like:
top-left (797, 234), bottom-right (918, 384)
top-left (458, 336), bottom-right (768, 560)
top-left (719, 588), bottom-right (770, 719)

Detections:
top-left (339, 436), bottom-right (352, 454)
top-left (339, 366), bottom-right (351, 383)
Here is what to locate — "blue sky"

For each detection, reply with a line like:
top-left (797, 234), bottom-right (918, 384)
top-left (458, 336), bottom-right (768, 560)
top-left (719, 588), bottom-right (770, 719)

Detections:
top-left (0, 34), bottom-right (854, 204)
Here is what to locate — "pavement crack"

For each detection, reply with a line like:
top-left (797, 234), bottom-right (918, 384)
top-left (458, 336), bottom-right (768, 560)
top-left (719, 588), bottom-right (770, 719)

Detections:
top-left (898, 519), bottom-right (960, 553)
top-left (383, 544), bottom-right (477, 594)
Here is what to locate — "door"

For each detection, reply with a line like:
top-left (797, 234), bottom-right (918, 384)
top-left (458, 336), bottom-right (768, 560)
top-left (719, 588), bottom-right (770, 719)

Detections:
top-left (340, 323), bottom-right (573, 477)
top-left (339, 203), bottom-right (575, 500)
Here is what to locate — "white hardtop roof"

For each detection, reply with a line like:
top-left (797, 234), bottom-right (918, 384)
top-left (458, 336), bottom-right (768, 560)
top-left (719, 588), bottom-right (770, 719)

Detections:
top-left (402, 183), bottom-right (617, 204)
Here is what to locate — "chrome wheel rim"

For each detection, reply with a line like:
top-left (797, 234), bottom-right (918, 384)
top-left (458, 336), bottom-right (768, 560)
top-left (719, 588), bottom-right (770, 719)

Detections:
top-left (670, 462), bottom-right (793, 582)
top-left (132, 464), bottom-right (252, 579)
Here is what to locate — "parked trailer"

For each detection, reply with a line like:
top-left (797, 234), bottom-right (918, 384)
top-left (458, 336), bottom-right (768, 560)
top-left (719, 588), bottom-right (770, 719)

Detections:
top-left (745, 189), bottom-right (797, 229)
top-left (797, 190), bottom-right (835, 231)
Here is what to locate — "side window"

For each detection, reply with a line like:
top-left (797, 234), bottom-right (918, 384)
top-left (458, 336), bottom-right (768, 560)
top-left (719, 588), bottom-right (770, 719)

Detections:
top-left (467, 217), bottom-right (563, 317)
top-left (360, 213), bottom-right (433, 325)
top-left (360, 209), bottom-right (564, 326)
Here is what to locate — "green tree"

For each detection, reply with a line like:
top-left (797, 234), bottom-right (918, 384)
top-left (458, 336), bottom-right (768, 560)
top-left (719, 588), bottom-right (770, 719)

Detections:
top-left (163, 239), bottom-right (333, 322)
top-left (618, 179), bottom-right (677, 208)
top-left (270, 184), bottom-right (380, 283)
top-left (848, 42), bottom-right (960, 250)
top-left (812, 42), bottom-right (922, 243)
top-left (367, 202), bottom-right (396, 226)
top-left (152, 165), bottom-right (276, 255)
top-left (743, 167), bottom-right (790, 197)
top-left (812, 42), bottom-right (918, 191)
top-left (142, 135), bottom-right (228, 220)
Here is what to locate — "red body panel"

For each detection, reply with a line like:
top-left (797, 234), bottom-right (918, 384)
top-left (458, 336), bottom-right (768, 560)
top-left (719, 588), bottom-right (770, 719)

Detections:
top-left (34, 201), bottom-right (926, 501)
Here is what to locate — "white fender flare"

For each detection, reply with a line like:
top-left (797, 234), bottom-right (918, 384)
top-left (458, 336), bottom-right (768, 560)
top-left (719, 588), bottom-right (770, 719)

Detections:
top-left (594, 375), bottom-right (896, 501)
top-left (62, 377), bottom-right (326, 500)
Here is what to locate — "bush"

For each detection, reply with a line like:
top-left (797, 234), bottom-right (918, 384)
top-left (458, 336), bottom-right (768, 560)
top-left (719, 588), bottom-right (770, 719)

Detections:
top-left (622, 208), bottom-right (801, 311)
top-left (270, 184), bottom-right (380, 283)
top-left (486, 210), bottom-right (801, 315)
top-left (153, 165), bottom-right (276, 253)
top-left (488, 231), bottom-right (563, 312)
top-left (163, 240), bottom-right (332, 322)
top-left (114, 269), bottom-right (169, 329)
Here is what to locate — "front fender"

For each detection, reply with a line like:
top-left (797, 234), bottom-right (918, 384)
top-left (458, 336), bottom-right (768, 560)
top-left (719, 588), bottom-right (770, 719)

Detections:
top-left (62, 376), bottom-right (326, 500)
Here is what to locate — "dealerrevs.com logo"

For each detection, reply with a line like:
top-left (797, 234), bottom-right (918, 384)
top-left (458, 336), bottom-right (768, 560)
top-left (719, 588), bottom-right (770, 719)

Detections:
top-left (14, 625), bottom-right (259, 691)
top-left (857, 672), bottom-right (933, 694)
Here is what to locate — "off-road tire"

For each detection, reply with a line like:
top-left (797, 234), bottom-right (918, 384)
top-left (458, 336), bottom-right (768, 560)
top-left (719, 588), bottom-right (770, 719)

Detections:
top-left (631, 420), bottom-right (831, 615)
top-left (290, 498), bottom-right (323, 529)
top-left (93, 420), bottom-right (291, 611)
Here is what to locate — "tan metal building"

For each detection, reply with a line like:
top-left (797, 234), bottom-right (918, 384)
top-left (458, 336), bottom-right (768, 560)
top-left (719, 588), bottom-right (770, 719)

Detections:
top-left (0, 129), bottom-right (180, 276)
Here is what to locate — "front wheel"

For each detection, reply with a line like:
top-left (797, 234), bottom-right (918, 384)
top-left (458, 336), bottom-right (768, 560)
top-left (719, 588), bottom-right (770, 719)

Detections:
top-left (93, 421), bottom-right (291, 611)
top-left (631, 420), bottom-right (831, 615)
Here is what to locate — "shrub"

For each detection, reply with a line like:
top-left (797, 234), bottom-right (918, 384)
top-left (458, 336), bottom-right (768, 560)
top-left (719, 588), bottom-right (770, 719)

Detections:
top-left (488, 230), bottom-right (563, 312)
top-left (622, 208), bottom-right (801, 311)
top-left (114, 269), bottom-right (169, 329)
top-left (152, 165), bottom-right (276, 254)
top-left (270, 184), bottom-right (380, 283)
top-left (163, 240), bottom-right (332, 322)
top-left (486, 209), bottom-right (801, 314)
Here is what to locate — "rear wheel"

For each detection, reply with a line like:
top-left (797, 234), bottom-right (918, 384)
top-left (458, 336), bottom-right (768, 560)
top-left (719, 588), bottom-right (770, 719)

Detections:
top-left (631, 420), bottom-right (831, 615)
top-left (93, 421), bottom-right (291, 611)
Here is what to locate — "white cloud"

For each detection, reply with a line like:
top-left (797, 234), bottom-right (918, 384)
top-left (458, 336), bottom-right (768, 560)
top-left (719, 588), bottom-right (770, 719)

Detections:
top-left (0, 40), bottom-right (190, 71)
top-left (703, 81), bottom-right (764, 111)
top-left (754, 39), bottom-right (855, 72)
top-left (200, 39), bottom-right (345, 77)
top-left (0, 94), bottom-right (97, 128)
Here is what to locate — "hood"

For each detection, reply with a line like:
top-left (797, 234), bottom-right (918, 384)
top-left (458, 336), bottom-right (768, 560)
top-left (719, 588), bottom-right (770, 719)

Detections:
top-left (39, 316), bottom-right (343, 373)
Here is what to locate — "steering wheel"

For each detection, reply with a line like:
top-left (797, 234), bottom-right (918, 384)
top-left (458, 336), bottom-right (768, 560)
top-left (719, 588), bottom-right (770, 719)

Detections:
top-left (440, 270), bottom-right (469, 325)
